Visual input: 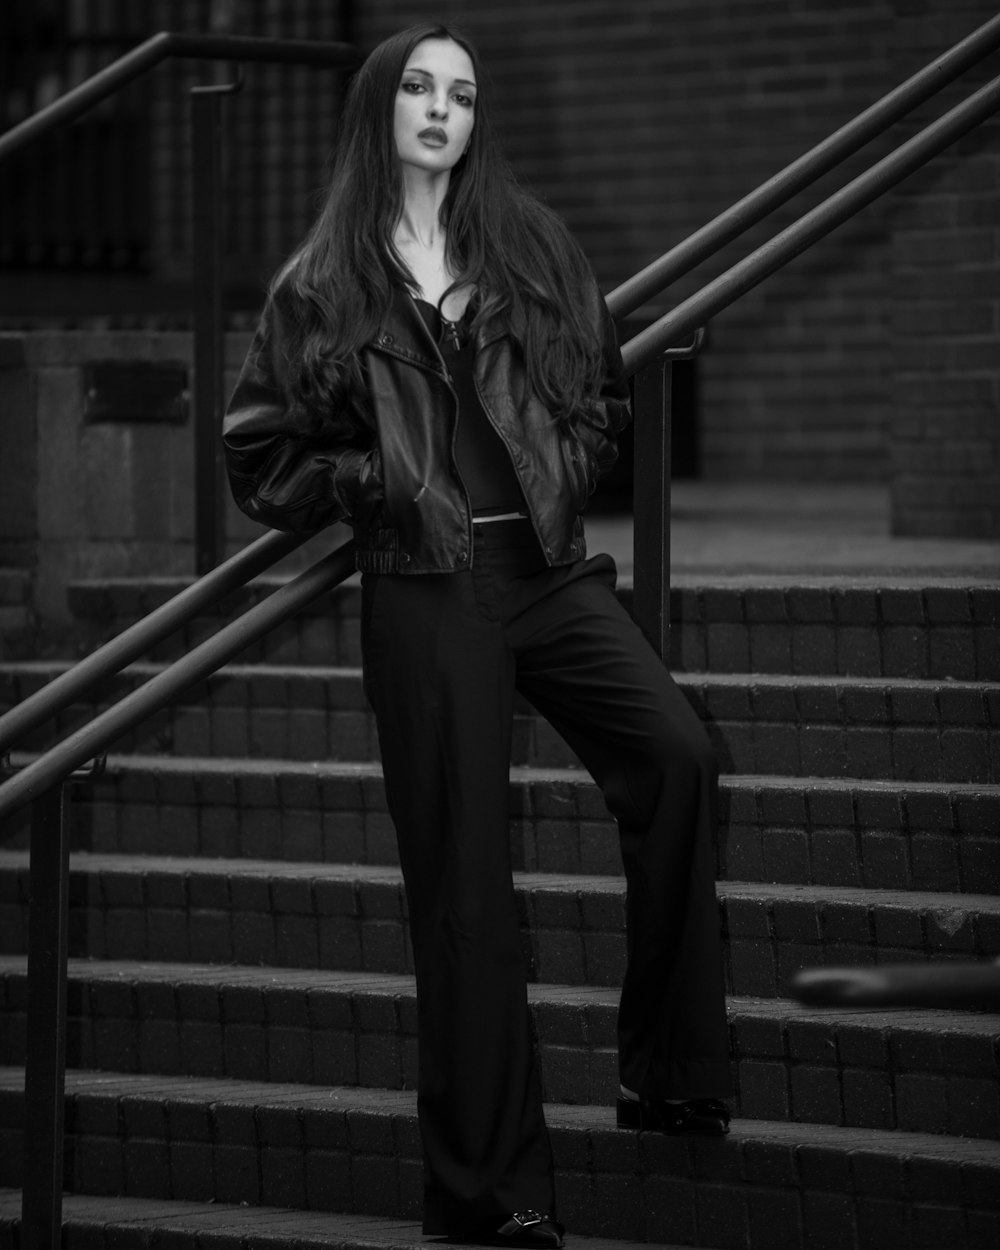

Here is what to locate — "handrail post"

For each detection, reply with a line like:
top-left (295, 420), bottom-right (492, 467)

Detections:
top-left (19, 783), bottom-right (72, 1250)
top-left (630, 330), bottom-right (704, 662)
top-left (191, 80), bottom-right (240, 576)
top-left (631, 356), bottom-right (673, 661)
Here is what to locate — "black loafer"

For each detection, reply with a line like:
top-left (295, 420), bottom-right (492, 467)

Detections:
top-left (616, 1094), bottom-right (730, 1135)
top-left (457, 1210), bottom-right (565, 1248)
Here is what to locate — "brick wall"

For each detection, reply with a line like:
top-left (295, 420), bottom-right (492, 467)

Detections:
top-left (888, 0), bottom-right (1000, 538)
top-left (0, 331), bottom-right (199, 620)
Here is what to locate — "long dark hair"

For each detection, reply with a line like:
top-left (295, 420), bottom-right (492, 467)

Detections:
top-left (274, 23), bottom-right (605, 429)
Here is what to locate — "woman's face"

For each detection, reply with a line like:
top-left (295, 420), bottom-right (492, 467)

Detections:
top-left (393, 38), bottom-right (476, 177)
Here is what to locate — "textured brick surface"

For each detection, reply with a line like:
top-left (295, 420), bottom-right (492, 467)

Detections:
top-left (888, 1), bottom-right (1000, 538)
top-left (6, 541), bottom-right (997, 1250)
top-left (56, 576), bottom-right (1000, 679)
top-left (6, 753), bottom-right (993, 894)
top-left (2, 1079), bottom-right (1000, 1248)
top-left (3, 958), bottom-right (997, 1138)
top-left (5, 662), bottom-right (996, 782)
top-left (2, 853), bottom-right (997, 995)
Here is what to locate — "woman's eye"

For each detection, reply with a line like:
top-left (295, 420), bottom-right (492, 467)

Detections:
top-left (401, 81), bottom-right (424, 94)
top-left (453, 93), bottom-right (474, 108)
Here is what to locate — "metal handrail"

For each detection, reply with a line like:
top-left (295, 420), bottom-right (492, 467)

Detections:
top-left (622, 69), bottom-right (1000, 374)
top-left (0, 528), bottom-right (307, 760)
top-left (0, 540), bottom-right (357, 823)
top-left (606, 9), bottom-right (1000, 320)
top-left (0, 31), bottom-right (360, 164)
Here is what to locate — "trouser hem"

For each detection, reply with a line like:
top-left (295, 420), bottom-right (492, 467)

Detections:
top-left (619, 1057), bottom-right (734, 1101)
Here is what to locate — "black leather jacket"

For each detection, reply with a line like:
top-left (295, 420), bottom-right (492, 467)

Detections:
top-left (223, 278), bottom-right (631, 573)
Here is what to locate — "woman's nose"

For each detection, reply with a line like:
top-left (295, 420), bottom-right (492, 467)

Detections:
top-left (427, 95), bottom-right (448, 119)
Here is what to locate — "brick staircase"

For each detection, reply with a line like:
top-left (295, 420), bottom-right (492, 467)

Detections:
top-left (0, 565), bottom-right (998, 1249)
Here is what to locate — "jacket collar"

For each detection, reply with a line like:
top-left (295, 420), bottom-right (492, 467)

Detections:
top-left (371, 285), bottom-right (443, 372)
top-left (371, 285), bottom-right (507, 367)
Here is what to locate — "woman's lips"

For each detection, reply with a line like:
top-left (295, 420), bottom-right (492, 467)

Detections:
top-left (418, 127), bottom-right (448, 147)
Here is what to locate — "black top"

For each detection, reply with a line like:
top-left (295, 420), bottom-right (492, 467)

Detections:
top-left (414, 297), bottom-right (525, 516)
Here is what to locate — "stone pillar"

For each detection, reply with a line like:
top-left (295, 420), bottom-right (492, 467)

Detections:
top-left (0, 332), bottom-right (197, 624)
top-left (889, 0), bottom-right (1000, 537)
top-left (0, 330), bottom-right (344, 637)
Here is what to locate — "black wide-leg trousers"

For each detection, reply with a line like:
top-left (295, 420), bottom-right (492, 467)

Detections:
top-left (359, 519), bottom-right (731, 1236)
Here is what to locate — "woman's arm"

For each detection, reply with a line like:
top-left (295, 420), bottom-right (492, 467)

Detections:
top-left (222, 297), bottom-right (383, 534)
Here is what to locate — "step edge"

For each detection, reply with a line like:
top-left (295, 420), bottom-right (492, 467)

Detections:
top-left (1, 1067), bottom-right (997, 1163)
top-left (1, 848), bottom-right (996, 913)
top-left (1, 954), bottom-right (996, 1034)
top-left (15, 751), bottom-right (994, 797)
top-left (5, 658), bottom-right (998, 696)
top-left (0, 1189), bottom-right (690, 1250)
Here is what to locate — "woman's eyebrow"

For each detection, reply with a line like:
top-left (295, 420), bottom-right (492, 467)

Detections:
top-left (403, 66), bottom-right (477, 90)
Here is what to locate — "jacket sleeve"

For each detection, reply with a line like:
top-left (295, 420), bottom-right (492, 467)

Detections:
top-left (574, 280), bottom-right (632, 485)
top-left (222, 295), bottom-right (383, 534)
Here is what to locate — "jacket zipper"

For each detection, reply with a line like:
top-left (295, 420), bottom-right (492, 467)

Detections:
top-left (408, 303), bottom-right (475, 563)
top-left (378, 300), bottom-right (551, 566)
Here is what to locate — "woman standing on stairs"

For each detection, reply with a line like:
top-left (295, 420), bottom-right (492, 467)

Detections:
top-left (223, 22), bottom-right (731, 1249)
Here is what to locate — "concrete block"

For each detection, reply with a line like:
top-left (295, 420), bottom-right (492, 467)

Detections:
top-left (791, 625), bottom-right (836, 675)
top-left (842, 1067), bottom-right (893, 1130)
top-left (895, 1072), bottom-right (949, 1133)
top-left (706, 623), bottom-right (750, 673)
top-left (837, 626), bottom-right (882, 675)
top-left (737, 1060), bottom-right (789, 1120)
top-left (801, 1192), bottom-right (857, 1250)
top-left (695, 1182), bottom-right (750, 1250)
top-left (747, 1186), bottom-right (802, 1250)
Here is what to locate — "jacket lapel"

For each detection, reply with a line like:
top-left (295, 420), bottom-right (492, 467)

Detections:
top-left (371, 287), bottom-right (444, 374)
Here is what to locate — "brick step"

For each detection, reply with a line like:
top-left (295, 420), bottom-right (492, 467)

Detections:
top-left (1, 852), bottom-right (996, 997)
top-left (0, 1190), bottom-right (687, 1250)
top-left (4, 662), bottom-right (996, 783)
top-left (3, 754), bottom-right (992, 894)
top-left (0, 958), bottom-right (995, 1138)
top-left (1, 1071), bottom-right (997, 1248)
top-left (62, 575), bottom-right (1000, 679)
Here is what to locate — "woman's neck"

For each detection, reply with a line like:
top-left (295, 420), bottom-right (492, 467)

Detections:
top-left (394, 170), bottom-right (465, 310)
top-left (393, 169), bottom-right (473, 318)
top-left (395, 168), bottom-right (450, 250)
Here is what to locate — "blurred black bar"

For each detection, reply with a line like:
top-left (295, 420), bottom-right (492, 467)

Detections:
top-left (792, 963), bottom-right (1000, 1010)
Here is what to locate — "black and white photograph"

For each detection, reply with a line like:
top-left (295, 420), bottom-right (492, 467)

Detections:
top-left (1, 3), bottom-right (998, 1249)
